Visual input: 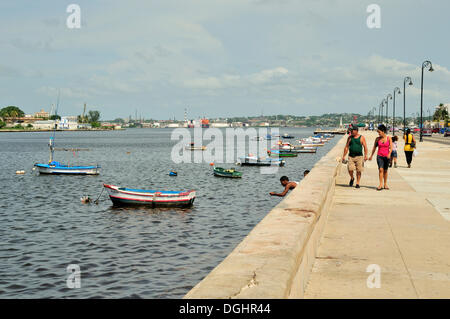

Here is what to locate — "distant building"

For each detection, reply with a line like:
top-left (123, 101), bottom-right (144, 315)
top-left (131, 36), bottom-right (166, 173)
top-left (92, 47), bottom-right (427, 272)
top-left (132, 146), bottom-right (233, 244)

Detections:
top-left (210, 122), bottom-right (230, 128)
top-left (58, 117), bottom-right (78, 130)
top-left (78, 123), bottom-right (92, 129)
top-left (34, 109), bottom-right (50, 119)
top-left (32, 120), bottom-right (56, 130)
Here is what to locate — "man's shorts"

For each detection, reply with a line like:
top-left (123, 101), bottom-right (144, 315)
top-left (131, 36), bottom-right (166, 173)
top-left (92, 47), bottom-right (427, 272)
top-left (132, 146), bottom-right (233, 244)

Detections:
top-left (348, 156), bottom-right (364, 172)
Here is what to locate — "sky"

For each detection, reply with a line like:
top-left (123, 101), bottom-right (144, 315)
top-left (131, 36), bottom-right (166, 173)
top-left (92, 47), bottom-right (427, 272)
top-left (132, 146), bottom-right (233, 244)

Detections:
top-left (0, 0), bottom-right (449, 120)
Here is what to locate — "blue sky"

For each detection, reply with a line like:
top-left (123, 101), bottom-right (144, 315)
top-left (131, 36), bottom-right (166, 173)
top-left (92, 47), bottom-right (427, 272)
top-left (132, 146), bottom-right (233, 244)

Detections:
top-left (1, 0), bottom-right (449, 120)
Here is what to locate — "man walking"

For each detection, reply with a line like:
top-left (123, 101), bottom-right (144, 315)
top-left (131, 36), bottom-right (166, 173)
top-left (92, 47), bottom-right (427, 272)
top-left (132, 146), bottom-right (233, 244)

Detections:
top-left (342, 127), bottom-right (368, 188)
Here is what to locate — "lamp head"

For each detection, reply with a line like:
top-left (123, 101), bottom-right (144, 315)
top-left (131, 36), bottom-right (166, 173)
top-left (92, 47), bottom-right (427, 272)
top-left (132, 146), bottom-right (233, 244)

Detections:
top-left (429, 66), bottom-right (434, 72)
top-left (409, 80), bottom-right (413, 86)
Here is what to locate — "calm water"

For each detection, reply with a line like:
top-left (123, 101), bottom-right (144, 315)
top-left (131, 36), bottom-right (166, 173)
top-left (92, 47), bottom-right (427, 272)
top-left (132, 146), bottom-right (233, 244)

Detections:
top-left (0, 127), bottom-right (338, 298)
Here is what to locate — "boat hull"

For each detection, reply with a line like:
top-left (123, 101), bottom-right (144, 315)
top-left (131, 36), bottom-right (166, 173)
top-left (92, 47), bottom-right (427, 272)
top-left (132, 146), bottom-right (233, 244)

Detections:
top-left (239, 157), bottom-right (285, 167)
top-left (34, 164), bottom-right (100, 175)
top-left (104, 184), bottom-right (196, 208)
top-left (213, 167), bottom-right (242, 178)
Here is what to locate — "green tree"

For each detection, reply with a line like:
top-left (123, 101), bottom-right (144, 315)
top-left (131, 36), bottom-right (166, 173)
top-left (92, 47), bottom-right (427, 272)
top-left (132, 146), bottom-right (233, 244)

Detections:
top-left (433, 103), bottom-right (449, 121)
top-left (0, 120), bottom-right (5, 128)
top-left (87, 110), bottom-right (101, 127)
top-left (88, 110), bottom-right (100, 122)
top-left (0, 106), bottom-right (25, 118)
top-left (49, 114), bottom-right (61, 120)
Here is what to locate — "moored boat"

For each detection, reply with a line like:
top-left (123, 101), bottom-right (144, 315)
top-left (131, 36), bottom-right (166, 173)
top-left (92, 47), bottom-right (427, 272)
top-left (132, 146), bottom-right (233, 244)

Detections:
top-left (185, 143), bottom-right (206, 151)
top-left (34, 161), bottom-right (100, 175)
top-left (268, 150), bottom-right (298, 157)
top-left (239, 156), bottom-right (285, 166)
top-left (281, 133), bottom-right (295, 139)
top-left (213, 167), bottom-right (242, 178)
top-left (103, 184), bottom-right (196, 207)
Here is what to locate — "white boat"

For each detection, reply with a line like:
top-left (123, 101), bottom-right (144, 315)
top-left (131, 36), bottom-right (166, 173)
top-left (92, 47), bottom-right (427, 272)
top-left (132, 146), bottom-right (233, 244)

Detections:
top-left (34, 92), bottom-right (100, 175)
top-left (238, 156), bottom-right (285, 166)
top-left (104, 184), bottom-right (196, 207)
top-left (35, 161), bottom-right (100, 175)
top-left (185, 143), bottom-right (206, 151)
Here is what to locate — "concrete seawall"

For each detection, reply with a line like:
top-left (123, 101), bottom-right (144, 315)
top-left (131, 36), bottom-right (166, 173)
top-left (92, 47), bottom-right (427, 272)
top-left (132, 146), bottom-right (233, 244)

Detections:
top-left (184, 134), bottom-right (348, 298)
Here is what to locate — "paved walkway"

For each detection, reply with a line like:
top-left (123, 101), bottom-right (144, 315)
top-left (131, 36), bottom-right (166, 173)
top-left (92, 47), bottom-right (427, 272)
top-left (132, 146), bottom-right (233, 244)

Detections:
top-left (304, 132), bottom-right (450, 298)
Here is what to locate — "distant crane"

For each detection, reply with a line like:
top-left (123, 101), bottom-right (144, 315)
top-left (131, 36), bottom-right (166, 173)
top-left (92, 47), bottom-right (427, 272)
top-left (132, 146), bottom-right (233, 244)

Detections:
top-left (82, 103), bottom-right (87, 123)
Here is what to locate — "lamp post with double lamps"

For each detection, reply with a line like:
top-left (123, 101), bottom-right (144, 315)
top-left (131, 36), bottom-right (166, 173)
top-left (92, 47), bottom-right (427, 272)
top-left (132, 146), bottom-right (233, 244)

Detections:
top-left (385, 94), bottom-right (392, 127)
top-left (392, 87), bottom-right (401, 135)
top-left (403, 76), bottom-right (413, 134)
top-left (420, 60), bottom-right (434, 142)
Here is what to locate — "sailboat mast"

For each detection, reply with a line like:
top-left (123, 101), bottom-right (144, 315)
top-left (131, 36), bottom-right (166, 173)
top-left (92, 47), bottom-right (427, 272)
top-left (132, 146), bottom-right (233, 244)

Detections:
top-left (49, 90), bottom-right (60, 163)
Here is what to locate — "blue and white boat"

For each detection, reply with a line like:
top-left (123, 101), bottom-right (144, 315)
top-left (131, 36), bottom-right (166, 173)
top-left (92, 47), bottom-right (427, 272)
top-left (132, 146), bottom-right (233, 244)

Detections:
top-left (34, 93), bottom-right (101, 175)
top-left (34, 161), bottom-right (100, 175)
top-left (34, 127), bottom-right (100, 175)
top-left (104, 184), bottom-right (196, 207)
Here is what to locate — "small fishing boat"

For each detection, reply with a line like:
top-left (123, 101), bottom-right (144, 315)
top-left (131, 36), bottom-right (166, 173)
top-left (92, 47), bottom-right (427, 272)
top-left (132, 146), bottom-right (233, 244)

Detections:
top-left (103, 184), bottom-right (196, 207)
top-left (35, 161), bottom-right (100, 175)
top-left (34, 93), bottom-right (100, 175)
top-left (294, 148), bottom-right (317, 154)
top-left (34, 137), bottom-right (100, 175)
top-left (239, 156), bottom-right (285, 166)
top-left (281, 133), bottom-right (295, 139)
top-left (213, 167), bottom-right (242, 178)
top-left (185, 143), bottom-right (206, 151)
top-left (268, 150), bottom-right (298, 157)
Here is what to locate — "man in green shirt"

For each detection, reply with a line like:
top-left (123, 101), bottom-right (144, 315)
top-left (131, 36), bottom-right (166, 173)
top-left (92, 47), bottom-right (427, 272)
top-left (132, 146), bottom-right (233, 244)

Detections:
top-left (342, 127), bottom-right (368, 188)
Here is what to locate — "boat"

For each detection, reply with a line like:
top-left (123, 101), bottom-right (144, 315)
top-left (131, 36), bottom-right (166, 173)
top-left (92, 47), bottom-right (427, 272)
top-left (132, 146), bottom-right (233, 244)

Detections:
top-left (251, 136), bottom-right (264, 141)
top-left (273, 147), bottom-right (317, 154)
top-left (293, 148), bottom-right (317, 154)
top-left (239, 156), bottom-right (285, 166)
top-left (169, 171), bottom-right (177, 176)
top-left (34, 137), bottom-right (100, 175)
top-left (34, 94), bottom-right (101, 175)
top-left (103, 184), bottom-right (196, 207)
top-left (35, 161), bottom-right (100, 175)
top-left (268, 150), bottom-right (298, 157)
top-left (185, 143), bottom-right (206, 151)
top-left (281, 133), bottom-right (295, 139)
top-left (213, 167), bottom-right (242, 178)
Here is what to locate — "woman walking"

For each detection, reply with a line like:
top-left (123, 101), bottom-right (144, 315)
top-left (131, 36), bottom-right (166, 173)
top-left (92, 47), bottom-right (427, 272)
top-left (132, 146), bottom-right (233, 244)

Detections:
top-left (369, 124), bottom-right (393, 191)
top-left (404, 128), bottom-right (416, 168)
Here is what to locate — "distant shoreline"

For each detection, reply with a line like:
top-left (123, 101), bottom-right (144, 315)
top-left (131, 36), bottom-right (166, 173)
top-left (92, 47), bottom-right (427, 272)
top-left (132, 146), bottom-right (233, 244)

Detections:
top-left (0, 128), bottom-right (125, 133)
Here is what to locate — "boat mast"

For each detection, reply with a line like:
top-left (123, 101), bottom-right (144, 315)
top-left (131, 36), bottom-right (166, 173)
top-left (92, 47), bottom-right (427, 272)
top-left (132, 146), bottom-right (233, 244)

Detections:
top-left (49, 90), bottom-right (60, 163)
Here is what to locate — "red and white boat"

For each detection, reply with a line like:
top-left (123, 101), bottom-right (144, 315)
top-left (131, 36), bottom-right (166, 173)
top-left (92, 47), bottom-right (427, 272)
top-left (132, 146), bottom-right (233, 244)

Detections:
top-left (103, 184), bottom-right (196, 208)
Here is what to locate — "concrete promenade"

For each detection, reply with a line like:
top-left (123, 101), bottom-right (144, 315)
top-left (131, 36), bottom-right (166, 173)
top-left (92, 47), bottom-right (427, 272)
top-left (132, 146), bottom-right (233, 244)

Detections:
top-left (305, 131), bottom-right (450, 298)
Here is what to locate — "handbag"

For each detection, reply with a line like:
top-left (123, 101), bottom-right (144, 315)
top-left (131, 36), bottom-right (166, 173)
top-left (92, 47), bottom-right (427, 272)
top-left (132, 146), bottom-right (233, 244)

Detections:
top-left (413, 149), bottom-right (418, 157)
top-left (407, 134), bottom-right (416, 148)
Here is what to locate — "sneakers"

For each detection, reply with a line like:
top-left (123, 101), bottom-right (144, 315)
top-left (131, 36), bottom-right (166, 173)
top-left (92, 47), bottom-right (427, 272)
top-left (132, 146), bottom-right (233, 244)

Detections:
top-left (349, 178), bottom-right (354, 187)
top-left (394, 163), bottom-right (397, 168)
top-left (355, 184), bottom-right (360, 189)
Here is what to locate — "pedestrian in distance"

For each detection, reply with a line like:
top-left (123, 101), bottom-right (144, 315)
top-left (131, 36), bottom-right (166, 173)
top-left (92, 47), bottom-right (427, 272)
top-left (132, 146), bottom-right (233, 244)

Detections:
top-left (369, 124), bottom-right (393, 191)
top-left (404, 128), bottom-right (416, 168)
top-left (342, 126), bottom-right (368, 189)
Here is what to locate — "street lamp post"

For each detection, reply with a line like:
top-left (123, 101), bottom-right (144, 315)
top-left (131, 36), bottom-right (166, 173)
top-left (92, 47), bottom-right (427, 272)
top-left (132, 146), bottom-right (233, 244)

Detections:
top-left (420, 60), bottom-right (434, 142)
top-left (392, 87), bottom-right (401, 135)
top-left (403, 76), bottom-right (413, 134)
top-left (386, 94), bottom-right (392, 127)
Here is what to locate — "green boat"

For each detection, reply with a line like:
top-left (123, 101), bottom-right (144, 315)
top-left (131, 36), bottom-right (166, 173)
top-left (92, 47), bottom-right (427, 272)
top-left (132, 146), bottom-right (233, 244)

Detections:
top-left (213, 167), bottom-right (243, 178)
top-left (268, 150), bottom-right (298, 158)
